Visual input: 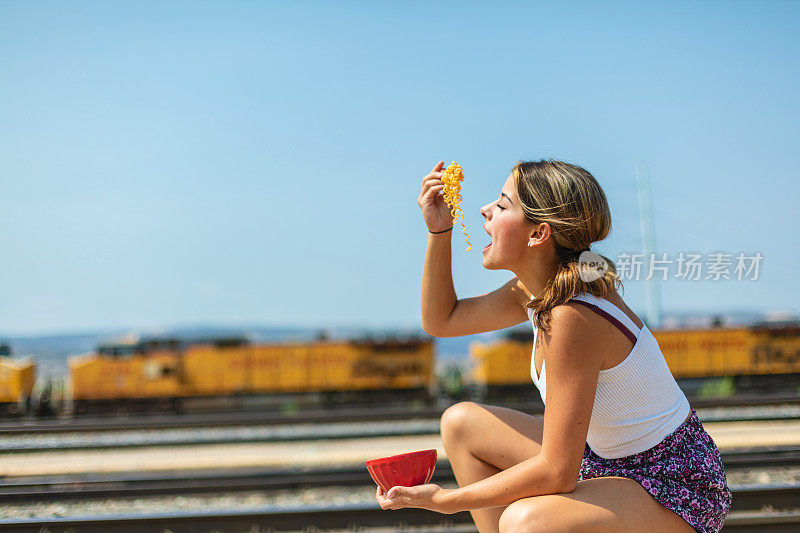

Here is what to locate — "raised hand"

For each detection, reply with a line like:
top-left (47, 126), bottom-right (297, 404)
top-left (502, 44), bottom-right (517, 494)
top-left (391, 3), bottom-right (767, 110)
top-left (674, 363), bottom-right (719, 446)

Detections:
top-left (418, 160), bottom-right (455, 233)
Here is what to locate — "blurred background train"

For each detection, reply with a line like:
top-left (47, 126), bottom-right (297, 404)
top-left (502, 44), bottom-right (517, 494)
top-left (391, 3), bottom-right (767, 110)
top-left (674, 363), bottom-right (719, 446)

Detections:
top-left (0, 333), bottom-right (436, 416)
top-left (1, 318), bottom-right (799, 417)
top-left (470, 319), bottom-right (800, 400)
top-left (0, 343), bottom-right (36, 416)
top-left (66, 333), bottom-right (434, 414)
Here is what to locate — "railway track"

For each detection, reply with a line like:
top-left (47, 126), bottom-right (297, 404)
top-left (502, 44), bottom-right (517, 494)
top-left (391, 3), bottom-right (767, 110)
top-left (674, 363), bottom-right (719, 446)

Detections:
top-left (0, 446), bottom-right (797, 504)
top-left (0, 403), bottom-right (445, 435)
top-left (2, 408), bottom-right (799, 454)
top-left (0, 486), bottom-right (798, 533)
top-left (2, 409), bottom-right (799, 454)
top-left (0, 417), bottom-right (441, 453)
top-left (1, 394), bottom-right (799, 436)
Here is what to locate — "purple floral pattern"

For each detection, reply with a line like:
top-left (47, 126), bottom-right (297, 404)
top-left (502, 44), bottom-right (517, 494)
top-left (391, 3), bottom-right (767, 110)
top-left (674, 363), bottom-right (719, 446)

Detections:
top-left (579, 409), bottom-right (732, 533)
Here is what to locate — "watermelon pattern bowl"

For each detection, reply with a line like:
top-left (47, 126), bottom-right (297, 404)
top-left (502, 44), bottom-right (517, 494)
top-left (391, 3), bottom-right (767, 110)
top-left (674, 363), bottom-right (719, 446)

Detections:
top-left (366, 449), bottom-right (438, 493)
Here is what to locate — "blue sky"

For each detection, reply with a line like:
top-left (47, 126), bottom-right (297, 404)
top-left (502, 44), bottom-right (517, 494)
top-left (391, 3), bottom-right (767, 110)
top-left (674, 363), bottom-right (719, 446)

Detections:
top-left (1, 0), bottom-right (798, 336)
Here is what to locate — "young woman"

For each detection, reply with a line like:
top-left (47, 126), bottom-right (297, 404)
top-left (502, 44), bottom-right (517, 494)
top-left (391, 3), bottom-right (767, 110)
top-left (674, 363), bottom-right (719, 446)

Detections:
top-left (376, 159), bottom-right (732, 532)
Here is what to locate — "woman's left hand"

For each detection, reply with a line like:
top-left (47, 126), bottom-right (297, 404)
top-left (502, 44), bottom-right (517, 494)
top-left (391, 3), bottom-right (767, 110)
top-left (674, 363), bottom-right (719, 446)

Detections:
top-left (376, 484), bottom-right (458, 514)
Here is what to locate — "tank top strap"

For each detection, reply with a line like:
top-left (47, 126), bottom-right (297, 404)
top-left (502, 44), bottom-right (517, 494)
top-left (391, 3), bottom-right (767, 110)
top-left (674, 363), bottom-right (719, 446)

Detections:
top-left (569, 293), bottom-right (640, 344)
top-left (526, 296), bottom-right (536, 325)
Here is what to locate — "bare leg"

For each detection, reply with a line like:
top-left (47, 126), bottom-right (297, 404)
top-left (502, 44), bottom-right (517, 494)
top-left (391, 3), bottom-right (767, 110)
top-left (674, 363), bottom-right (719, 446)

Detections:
top-left (498, 477), bottom-right (696, 533)
top-left (440, 402), bottom-right (545, 533)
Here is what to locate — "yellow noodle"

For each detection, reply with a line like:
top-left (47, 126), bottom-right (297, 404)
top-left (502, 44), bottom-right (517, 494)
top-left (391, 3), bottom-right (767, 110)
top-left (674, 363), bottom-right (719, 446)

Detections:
top-left (441, 161), bottom-right (472, 251)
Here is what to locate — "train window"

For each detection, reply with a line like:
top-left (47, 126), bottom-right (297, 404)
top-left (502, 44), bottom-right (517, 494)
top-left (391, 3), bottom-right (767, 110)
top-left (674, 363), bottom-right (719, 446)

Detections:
top-left (160, 339), bottom-right (181, 350)
top-left (349, 334), bottom-right (428, 351)
top-left (98, 344), bottom-right (136, 358)
top-left (139, 338), bottom-right (183, 352)
top-left (213, 337), bottom-right (249, 348)
top-left (751, 321), bottom-right (800, 338)
top-left (117, 346), bottom-right (135, 358)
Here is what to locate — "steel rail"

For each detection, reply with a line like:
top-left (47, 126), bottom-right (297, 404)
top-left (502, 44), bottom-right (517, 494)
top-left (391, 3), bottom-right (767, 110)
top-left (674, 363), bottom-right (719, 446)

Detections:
top-left (0, 488), bottom-right (798, 533)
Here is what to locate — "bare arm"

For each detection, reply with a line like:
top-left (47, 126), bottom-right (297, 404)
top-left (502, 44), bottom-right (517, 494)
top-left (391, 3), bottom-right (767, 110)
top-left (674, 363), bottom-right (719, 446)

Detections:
top-left (420, 229), bottom-right (457, 334)
top-left (445, 304), bottom-right (601, 510)
top-left (422, 270), bottom-right (531, 337)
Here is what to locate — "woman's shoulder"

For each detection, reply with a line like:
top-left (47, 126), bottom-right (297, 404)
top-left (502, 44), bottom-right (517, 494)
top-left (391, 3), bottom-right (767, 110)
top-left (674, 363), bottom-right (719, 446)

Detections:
top-left (546, 293), bottom-right (630, 347)
top-left (549, 298), bottom-right (600, 332)
top-left (541, 301), bottom-right (603, 348)
top-left (563, 291), bottom-right (644, 330)
top-left (538, 303), bottom-right (606, 372)
top-left (527, 292), bottom-right (599, 329)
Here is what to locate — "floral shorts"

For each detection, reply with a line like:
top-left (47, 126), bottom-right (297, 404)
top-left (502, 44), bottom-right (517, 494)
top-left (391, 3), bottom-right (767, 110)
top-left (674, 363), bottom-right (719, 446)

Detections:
top-left (579, 409), bottom-right (732, 533)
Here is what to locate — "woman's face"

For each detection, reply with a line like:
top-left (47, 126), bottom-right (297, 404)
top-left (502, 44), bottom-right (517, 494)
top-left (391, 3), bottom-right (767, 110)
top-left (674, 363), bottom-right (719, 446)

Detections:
top-left (480, 174), bottom-right (533, 271)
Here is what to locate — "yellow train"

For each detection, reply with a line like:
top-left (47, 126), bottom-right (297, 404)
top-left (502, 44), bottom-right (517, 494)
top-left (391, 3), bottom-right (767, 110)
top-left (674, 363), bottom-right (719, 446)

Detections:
top-left (470, 321), bottom-right (800, 399)
top-left (67, 333), bottom-right (435, 413)
top-left (6, 319), bottom-right (800, 417)
top-left (0, 343), bottom-right (36, 415)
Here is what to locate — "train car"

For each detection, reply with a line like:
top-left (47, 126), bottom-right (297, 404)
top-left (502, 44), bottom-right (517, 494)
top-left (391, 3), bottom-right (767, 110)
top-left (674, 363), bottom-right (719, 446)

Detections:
top-left (0, 343), bottom-right (36, 416)
top-left (653, 320), bottom-right (800, 392)
top-left (183, 334), bottom-right (435, 404)
top-left (69, 337), bottom-right (188, 413)
top-left (469, 320), bottom-right (800, 399)
top-left (469, 330), bottom-right (537, 401)
top-left (337, 334), bottom-right (435, 402)
top-left (67, 332), bottom-right (435, 414)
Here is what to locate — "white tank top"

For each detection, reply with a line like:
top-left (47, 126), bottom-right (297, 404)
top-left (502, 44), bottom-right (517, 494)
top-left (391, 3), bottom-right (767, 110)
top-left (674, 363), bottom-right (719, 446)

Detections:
top-left (528, 292), bottom-right (691, 459)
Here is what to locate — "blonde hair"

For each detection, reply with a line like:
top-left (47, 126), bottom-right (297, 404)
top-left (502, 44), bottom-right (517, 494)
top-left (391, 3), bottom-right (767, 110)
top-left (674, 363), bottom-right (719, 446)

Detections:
top-left (516, 159), bottom-right (622, 331)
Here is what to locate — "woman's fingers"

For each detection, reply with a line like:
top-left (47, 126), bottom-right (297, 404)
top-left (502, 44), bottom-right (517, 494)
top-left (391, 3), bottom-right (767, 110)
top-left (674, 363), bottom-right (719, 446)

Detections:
top-left (427, 184), bottom-right (444, 199)
top-left (377, 484), bottom-right (406, 511)
top-left (423, 160), bottom-right (446, 189)
top-left (418, 185), bottom-right (445, 208)
top-left (418, 161), bottom-right (448, 218)
top-left (420, 173), bottom-right (443, 193)
top-left (376, 485), bottom-right (387, 508)
top-left (419, 180), bottom-right (445, 205)
top-left (424, 166), bottom-right (444, 183)
top-left (419, 160), bottom-right (445, 196)
top-left (420, 177), bottom-right (444, 198)
top-left (377, 485), bottom-right (395, 510)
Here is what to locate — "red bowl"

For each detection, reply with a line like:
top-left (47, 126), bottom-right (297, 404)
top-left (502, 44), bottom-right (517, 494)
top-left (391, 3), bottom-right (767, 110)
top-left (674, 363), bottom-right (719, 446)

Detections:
top-left (366, 449), bottom-right (437, 493)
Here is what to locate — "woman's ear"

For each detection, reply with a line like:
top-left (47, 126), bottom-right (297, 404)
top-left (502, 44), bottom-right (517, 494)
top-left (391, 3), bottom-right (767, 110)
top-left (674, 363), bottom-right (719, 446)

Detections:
top-left (528, 222), bottom-right (551, 247)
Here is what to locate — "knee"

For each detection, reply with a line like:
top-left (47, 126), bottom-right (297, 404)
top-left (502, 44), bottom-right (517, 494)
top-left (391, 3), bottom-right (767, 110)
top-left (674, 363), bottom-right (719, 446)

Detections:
top-left (440, 401), bottom-right (480, 446)
top-left (498, 499), bottom-right (549, 533)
